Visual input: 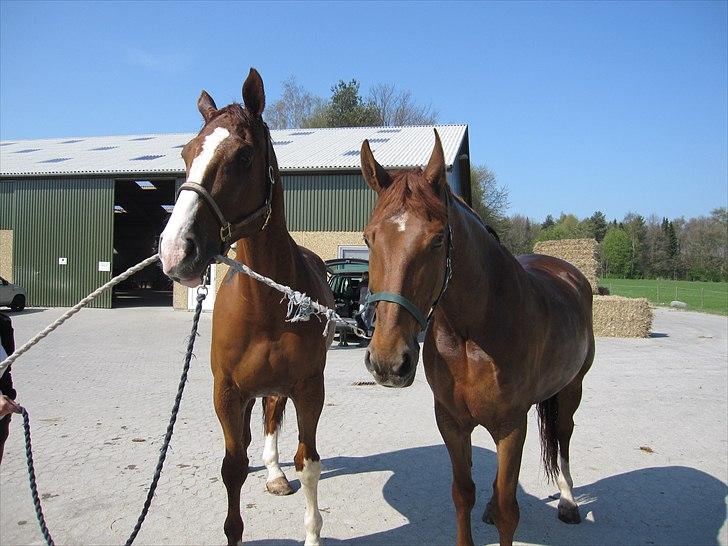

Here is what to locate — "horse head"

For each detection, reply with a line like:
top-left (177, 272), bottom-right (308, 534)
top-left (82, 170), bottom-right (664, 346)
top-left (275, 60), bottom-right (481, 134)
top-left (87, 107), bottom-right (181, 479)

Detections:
top-left (360, 130), bottom-right (451, 387)
top-left (160, 68), bottom-right (275, 287)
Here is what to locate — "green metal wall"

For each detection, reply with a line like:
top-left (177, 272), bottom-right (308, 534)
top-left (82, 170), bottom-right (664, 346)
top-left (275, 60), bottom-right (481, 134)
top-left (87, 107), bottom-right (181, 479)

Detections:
top-left (283, 173), bottom-right (376, 231)
top-left (12, 178), bottom-right (114, 308)
top-left (0, 181), bottom-right (13, 229)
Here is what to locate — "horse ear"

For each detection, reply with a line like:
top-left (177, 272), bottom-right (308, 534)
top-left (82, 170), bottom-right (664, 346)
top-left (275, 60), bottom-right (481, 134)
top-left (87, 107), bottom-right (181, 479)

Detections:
top-left (197, 90), bottom-right (217, 122)
top-left (423, 129), bottom-right (447, 192)
top-left (360, 139), bottom-right (391, 193)
top-left (242, 67), bottom-right (265, 116)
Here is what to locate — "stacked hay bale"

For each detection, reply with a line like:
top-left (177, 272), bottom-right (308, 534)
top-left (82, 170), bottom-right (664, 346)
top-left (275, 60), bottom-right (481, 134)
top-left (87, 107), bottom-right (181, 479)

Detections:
top-left (533, 239), bottom-right (599, 294)
top-left (533, 238), bottom-right (652, 337)
top-left (592, 295), bottom-right (652, 337)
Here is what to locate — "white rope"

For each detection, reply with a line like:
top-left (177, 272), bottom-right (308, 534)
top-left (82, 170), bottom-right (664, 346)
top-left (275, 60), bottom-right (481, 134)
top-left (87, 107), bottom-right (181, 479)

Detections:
top-left (0, 252), bottom-right (369, 379)
top-left (0, 254), bottom-right (160, 379)
top-left (216, 255), bottom-right (370, 339)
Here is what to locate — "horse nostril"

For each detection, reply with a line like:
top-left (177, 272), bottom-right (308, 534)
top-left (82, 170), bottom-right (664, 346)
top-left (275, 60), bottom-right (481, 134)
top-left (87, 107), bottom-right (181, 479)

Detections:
top-left (393, 352), bottom-right (413, 378)
top-left (184, 237), bottom-right (198, 258)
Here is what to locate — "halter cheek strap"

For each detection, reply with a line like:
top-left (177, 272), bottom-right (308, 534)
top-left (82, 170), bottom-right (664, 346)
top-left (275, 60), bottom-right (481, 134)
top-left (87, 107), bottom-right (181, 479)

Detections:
top-left (365, 190), bottom-right (454, 332)
top-left (175, 122), bottom-right (276, 253)
top-left (365, 292), bottom-right (428, 330)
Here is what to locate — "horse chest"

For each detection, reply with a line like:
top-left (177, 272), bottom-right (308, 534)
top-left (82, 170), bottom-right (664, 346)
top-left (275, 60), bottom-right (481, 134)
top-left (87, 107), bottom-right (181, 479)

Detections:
top-left (425, 336), bottom-right (519, 425)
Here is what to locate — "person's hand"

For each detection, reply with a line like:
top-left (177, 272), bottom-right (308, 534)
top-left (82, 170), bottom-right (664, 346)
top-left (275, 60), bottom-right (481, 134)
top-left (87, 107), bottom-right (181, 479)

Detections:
top-left (0, 395), bottom-right (21, 418)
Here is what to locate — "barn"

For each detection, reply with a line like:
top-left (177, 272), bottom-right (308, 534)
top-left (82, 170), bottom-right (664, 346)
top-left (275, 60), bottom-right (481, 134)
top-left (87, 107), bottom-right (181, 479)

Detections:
top-left (0, 125), bottom-right (471, 310)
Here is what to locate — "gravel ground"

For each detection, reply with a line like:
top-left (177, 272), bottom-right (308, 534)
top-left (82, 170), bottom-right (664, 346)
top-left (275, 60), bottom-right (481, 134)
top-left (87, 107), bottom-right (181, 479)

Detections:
top-left (0, 305), bottom-right (725, 546)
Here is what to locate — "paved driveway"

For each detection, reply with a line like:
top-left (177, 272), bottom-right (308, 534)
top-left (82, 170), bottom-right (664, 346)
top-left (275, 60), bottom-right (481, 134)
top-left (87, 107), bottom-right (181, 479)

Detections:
top-left (0, 306), bottom-right (726, 545)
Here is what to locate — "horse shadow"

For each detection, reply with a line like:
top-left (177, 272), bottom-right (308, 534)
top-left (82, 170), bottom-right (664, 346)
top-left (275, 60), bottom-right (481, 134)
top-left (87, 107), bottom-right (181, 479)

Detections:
top-left (246, 444), bottom-right (727, 545)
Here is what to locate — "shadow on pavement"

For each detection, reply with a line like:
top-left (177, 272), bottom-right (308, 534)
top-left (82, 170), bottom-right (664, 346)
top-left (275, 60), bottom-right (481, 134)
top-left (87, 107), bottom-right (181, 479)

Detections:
top-left (246, 445), bottom-right (726, 546)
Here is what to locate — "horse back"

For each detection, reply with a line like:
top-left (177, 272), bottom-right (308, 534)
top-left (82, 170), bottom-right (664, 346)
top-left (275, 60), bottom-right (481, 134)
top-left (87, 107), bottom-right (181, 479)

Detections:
top-left (518, 253), bottom-right (593, 314)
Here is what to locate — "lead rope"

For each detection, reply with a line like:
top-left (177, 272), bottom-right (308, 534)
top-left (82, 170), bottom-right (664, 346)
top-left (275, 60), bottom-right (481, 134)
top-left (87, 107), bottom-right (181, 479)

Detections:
top-left (16, 281), bottom-right (208, 546)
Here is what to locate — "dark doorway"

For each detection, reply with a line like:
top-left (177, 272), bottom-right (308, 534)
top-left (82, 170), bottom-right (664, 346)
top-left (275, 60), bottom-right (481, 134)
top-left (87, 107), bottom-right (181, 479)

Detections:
top-left (113, 179), bottom-right (175, 307)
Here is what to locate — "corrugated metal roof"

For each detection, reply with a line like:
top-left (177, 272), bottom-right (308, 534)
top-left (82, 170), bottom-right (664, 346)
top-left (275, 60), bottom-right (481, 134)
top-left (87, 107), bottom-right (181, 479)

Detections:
top-left (0, 125), bottom-right (467, 178)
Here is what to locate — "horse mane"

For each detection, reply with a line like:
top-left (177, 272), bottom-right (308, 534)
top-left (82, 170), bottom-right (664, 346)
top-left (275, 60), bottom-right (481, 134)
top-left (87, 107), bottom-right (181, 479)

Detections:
top-left (206, 103), bottom-right (261, 131)
top-left (374, 169), bottom-right (448, 224)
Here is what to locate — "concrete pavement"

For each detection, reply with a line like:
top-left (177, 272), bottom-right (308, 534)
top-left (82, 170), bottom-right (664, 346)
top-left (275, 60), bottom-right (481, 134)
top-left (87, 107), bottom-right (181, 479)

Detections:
top-left (0, 305), bottom-right (726, 545)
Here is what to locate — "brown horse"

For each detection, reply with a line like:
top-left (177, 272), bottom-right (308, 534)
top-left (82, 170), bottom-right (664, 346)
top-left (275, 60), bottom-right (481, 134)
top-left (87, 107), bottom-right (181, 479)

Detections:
top-left (159, 68), bottom-right (334, 546)
top-left (359, 132), bottom-right (595, 546)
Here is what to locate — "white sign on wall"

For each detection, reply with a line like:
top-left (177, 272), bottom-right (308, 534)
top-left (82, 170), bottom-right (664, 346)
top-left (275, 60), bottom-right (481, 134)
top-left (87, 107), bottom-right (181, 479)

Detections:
top-left (98, 261), bottom-right (111, 272)
top-left (58, 257), bottom-right (67, 265)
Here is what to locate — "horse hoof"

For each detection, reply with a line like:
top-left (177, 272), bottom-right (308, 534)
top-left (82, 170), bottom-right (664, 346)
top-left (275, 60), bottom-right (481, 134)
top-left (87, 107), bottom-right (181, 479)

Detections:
top-left (266, 476), bottom-right (294, 496)
top-left (557, 501), bottom-right (582, 524)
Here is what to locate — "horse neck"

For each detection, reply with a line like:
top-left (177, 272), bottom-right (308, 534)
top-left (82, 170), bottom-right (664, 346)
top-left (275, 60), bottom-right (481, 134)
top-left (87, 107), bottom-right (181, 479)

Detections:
top-left (234, 170), bottom-right (297, 283)
top-left (438, 199), bottom-right (525, 328)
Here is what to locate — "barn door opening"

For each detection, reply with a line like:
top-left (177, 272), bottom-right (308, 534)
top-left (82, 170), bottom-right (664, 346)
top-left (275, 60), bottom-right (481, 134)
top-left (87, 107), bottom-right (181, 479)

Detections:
top-left (112, 179), bottom-right (175, 307)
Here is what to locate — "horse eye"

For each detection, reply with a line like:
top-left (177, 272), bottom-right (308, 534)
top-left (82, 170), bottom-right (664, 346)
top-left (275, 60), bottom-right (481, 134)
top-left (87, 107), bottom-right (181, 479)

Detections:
top-left (431, 234), bottom-right (445, 249)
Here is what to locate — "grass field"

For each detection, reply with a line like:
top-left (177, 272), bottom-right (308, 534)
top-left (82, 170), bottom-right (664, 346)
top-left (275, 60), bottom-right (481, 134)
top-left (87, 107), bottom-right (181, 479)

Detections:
top-left (599, 278), bottom-right (728, 316)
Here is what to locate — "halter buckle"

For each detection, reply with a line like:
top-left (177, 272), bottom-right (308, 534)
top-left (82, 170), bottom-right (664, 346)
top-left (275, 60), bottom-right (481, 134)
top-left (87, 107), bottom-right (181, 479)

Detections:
top-left (220, 222), bottom-right (232, 242)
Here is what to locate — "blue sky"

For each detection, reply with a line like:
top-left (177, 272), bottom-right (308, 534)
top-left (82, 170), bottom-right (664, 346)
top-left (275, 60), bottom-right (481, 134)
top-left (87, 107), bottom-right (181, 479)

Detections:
top-left (1, 1), bottom-right (725, 221)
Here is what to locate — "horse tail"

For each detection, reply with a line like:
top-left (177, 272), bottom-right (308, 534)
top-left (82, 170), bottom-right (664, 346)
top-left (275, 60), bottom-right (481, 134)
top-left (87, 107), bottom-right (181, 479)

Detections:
top-left (537, 395), bottom-right (559, 482)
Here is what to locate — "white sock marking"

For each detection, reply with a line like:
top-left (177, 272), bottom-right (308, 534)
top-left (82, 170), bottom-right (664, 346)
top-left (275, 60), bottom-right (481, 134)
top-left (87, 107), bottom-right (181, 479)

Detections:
top-left (298, 458), bottom-right (323, 546)
top-left (557, 455), bottom-right (576, 506)
top-left (262, 432), bottom-right (285, 482)
top-left (390, 211), bottom-right (408, 232)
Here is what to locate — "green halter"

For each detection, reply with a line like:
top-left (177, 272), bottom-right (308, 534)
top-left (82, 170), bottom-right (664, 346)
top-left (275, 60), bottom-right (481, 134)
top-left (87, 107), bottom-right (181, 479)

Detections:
top-left (365, 191), bottom-right (454, 332)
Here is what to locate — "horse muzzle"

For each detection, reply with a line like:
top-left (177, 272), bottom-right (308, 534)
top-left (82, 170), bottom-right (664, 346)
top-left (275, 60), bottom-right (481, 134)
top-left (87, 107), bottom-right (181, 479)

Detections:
top-left (365, 341), bottom-right (419, 388)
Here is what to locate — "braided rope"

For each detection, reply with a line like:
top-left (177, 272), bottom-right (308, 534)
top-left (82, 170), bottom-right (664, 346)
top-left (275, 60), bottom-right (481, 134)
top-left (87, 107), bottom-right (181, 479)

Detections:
top-left (0, 254), bottom-right (161, 379)
top-left (216, 255), bottom-right (370, 338)
top-left (20, 407), bottom-right (55, 546)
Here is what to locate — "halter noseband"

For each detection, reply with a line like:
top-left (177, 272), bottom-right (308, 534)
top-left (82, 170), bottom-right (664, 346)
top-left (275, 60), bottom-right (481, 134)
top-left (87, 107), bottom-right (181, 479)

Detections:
top-left (365, 190), bottom-right (454, 332)
top-left (176, 122), bottom-right (276, 253)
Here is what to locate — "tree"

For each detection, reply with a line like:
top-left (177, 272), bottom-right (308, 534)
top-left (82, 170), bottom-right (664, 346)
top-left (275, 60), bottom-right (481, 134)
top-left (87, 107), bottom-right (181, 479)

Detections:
top-left (536, 213), bottom-right (590, 241)
top-left (302, 79), bottom-right (380, 128)
top-left (368, 83), bottom-right (438, 126)
top-left (542, 215), bottom-right (555, 229)
top-left (589, 211), bottom-right (608, 242)
top-left (266, 76), bottom-right (325, 130)
top-left (501, 214), bottom-right (541, 255)
top-left (623, 212), bottom-right (647, 277)
top-left (602, 227), bottom-right (634, 278)
top-left (469, 164), bottom-right (509, 235)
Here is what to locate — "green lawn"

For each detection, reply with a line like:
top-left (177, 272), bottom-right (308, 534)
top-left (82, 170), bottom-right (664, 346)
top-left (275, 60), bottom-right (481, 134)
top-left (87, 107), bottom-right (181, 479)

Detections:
top-left (599, 278), bottom-right (728, 315)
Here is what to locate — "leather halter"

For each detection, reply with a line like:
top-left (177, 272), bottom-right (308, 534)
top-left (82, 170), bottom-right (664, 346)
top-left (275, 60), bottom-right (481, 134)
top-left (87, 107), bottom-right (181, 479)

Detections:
top-left (176, 122), bottom-right (276, 253)
top-left (365, 190), bottom-right (454, 332)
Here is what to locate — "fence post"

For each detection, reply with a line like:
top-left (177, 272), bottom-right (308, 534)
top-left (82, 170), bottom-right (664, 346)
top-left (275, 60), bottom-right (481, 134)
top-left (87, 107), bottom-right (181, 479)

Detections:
top-left (657, 283), bottom-right (660, 303)
top-left (701, 288), bottom-right (704, 308)
top-left (675, 285), bottom-right (678, 301)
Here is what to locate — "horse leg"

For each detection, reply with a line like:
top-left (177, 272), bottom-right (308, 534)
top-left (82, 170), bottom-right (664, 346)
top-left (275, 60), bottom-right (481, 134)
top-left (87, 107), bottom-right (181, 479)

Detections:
top-left (487, 417), bottom-right (527, 546)
top-left (262, 395), bottom-right (294, 495)
top-left (214, 379), bottom-right (250, 546)
top-left (292, 378), bottom-right (325, 546)
top-left (434, 400), bottom-right (476, 546)
top-left (555, 380), bottom-right (584, 524)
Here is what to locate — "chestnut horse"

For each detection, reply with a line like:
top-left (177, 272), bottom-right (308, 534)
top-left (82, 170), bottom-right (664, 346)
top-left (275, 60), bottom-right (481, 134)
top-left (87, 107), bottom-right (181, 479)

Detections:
top-left (159, 68), bottom-right (333, 546)
top-left (359, 132), bottom-right (594, 546)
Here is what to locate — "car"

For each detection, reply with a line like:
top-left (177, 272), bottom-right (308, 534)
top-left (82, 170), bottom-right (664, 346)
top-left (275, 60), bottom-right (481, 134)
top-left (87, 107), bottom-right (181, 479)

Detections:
top-left (0, 277), bottom-right (26, 311)
top-left (325, 258), bottom-right (371, 346)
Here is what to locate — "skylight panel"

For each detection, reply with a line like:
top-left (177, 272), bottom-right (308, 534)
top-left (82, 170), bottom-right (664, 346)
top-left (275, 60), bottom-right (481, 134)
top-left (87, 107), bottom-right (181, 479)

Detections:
top-left (130, 155), bottom-right (164, 161)
top-left (38, 157), bottom-right (71, 163)
top-left (14, 148), bottom-right (41, 153)
top-left (135, 180), bottom-right (156, 190)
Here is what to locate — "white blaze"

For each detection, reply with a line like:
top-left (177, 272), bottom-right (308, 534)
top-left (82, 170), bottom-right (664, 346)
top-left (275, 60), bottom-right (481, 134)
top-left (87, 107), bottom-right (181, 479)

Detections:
top-left (159, 127), bottom-right (230, 277)
top-left (390, 211), bottom-right (408, 232)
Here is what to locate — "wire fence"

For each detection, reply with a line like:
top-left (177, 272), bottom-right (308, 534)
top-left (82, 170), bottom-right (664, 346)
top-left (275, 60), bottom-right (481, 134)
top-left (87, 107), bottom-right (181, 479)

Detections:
top-left (602, 280), bottom-right (728, 314)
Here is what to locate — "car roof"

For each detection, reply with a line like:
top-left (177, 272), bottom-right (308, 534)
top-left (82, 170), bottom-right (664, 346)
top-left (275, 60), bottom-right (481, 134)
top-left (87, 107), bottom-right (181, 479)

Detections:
top-left (325, 259), bottom-right (369, 275)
